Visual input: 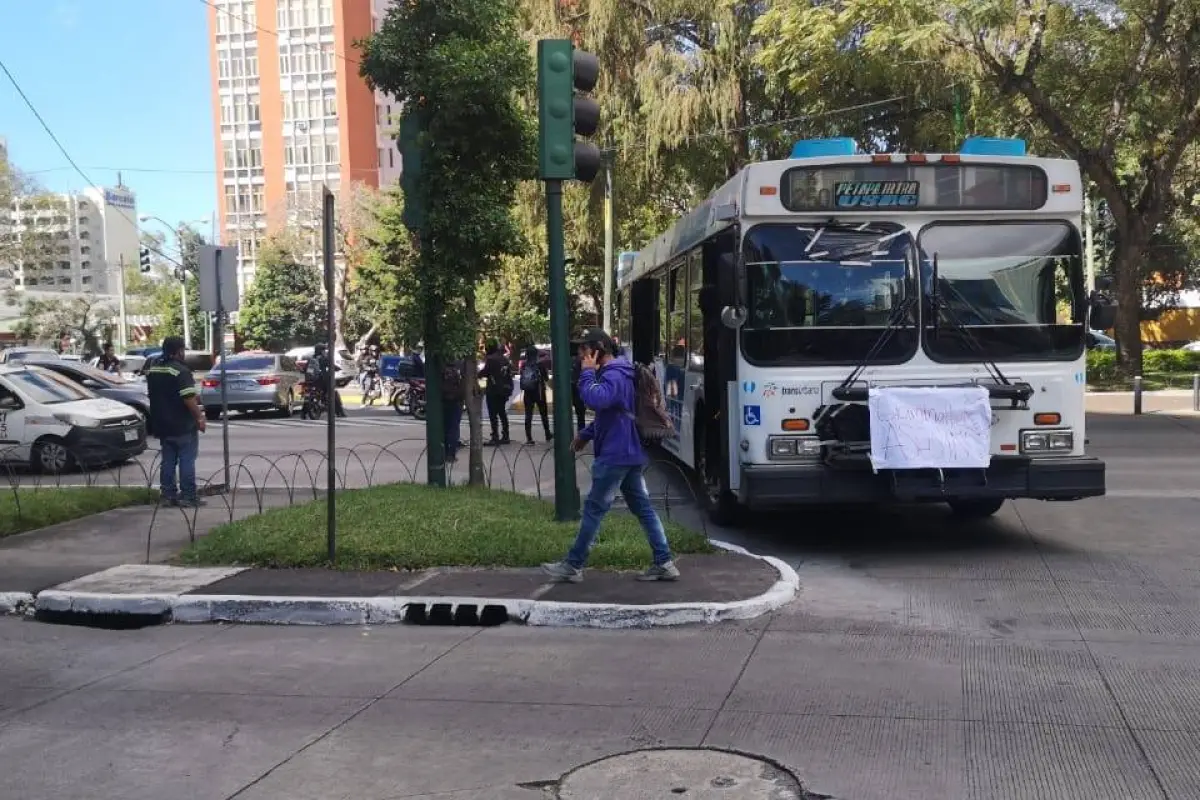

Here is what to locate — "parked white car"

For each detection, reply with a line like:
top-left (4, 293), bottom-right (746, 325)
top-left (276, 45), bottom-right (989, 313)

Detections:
top-left (0, 364), bottom-right (148, 472)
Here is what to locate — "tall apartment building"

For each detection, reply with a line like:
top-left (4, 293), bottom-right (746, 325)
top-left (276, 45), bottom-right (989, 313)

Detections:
top-left (2, 184), bottom-right (138, 297)
top-left (207, 0), bottom-right (401, 298)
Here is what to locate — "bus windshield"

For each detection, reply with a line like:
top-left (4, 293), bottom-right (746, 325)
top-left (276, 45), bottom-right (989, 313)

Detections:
top-left (920, 222), bottom-right (1085, 362)
top-left (741, 222), bottom-right (918, 366)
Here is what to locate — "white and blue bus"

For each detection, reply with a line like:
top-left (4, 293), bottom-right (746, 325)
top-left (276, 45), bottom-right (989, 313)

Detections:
top-left (614, 136), bottom-right (1116, 524)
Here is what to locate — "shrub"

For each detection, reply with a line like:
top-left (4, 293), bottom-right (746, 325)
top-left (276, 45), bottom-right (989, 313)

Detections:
top-left (1144, 348), bottom-right (1200, 374)
top-left (1085, 350), bottom-right (1120, 383)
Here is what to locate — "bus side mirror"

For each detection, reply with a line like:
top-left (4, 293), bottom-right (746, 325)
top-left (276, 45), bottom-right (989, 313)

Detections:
top-left (1089, 290), bottom-right (1117, 331)
top-left (720, 306), bottom-right (748, 329)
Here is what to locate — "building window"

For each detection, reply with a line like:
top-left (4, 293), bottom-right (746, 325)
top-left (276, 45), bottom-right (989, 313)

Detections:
top-left (81, 260), bottom-right (90, 269)
top-left (81, 275), bottom-right (91, 285)
top-left (323, 92), bottom-right (336, 117)
top-left (80, 246), bottom-right (89, 255)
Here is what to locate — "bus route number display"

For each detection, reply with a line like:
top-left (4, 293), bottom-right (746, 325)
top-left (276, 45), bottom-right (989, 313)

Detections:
top-left (835, 181), bottom-right (920, 209)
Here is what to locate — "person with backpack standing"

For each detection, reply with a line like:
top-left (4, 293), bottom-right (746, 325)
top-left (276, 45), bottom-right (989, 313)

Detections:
top-left (479, 341), bottom-right (513, 445)
top-left (520, 344), bottom-right (553, 444)
top-left (542, 328), bottom-right (680, 583)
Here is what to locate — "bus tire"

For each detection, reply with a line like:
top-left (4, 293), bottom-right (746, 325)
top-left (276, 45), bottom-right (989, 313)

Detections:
top-left (706, 490), bottom-right (743, 527)
top-left (695, 419), bottom-right (743, 526)
top-left (947, 498), bottom-right (1005, 518)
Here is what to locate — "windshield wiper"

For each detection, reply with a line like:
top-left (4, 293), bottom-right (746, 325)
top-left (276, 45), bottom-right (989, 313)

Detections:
top-left (929, 254), bottom-right (1032, 404)
top-left (828, 290), bottom-right (918, 403)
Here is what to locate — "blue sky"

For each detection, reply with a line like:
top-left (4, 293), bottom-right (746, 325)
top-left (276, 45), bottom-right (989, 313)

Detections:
top-left (1, 0), bottom-right (216, 238)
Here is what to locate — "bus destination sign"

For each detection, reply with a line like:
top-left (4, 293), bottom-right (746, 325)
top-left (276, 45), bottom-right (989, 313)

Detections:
top-left (835, 181), bottom-right (919, 209)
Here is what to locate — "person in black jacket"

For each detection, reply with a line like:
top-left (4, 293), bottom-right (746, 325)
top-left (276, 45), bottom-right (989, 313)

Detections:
top-left (478, 341), bottom-right (513, 445)
top-left (519, 344), bottom-right (552, 444)
top-left (570, 350), bottom-right (587, 431)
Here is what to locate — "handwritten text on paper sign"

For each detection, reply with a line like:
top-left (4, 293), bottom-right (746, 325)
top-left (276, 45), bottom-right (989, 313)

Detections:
top-left (867, 386), bottom-right (993, 471)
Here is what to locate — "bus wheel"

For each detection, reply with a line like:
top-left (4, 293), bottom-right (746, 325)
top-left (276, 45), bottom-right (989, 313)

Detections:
top-left (947, 498), bottom-right (1005, 518)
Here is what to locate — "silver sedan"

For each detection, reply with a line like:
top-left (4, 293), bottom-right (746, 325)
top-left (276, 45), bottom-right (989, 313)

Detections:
top-left (199, 353), bottom-right (304, 419)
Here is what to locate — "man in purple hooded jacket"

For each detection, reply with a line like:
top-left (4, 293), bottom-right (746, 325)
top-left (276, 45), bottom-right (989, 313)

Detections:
top-left (542, 328), bottom-right (680, 583)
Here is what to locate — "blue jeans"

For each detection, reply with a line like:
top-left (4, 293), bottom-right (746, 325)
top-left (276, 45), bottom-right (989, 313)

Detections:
top-left (444, 400), bottom-right (463, 459)
top-left (566, 462), bottom-right (673, 569)
top-left (159, 432), bottom-right (199, 501)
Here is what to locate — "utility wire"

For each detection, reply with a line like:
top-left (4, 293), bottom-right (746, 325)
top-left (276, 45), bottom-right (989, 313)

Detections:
top-left (0, 57), bottom-right (187, 271)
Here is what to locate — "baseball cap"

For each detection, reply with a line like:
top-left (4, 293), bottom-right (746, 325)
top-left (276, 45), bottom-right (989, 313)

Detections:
top-left (576, 327), bottom-right (615, 353)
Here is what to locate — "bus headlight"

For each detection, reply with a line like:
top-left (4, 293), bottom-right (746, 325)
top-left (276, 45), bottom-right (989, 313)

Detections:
top-left (768, 435), bottom-right (821, 461)
top-left (1021, 428), bottom-right (1073, 453)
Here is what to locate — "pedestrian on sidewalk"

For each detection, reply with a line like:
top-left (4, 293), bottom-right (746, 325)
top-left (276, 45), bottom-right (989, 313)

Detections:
top-left (570, 349), bottom-right (587, 431)
top-left (520, 344), bottom-right (552, 444)
top-left (146, 336), bottom-right (207, 507)
top-left (542, 328), bottom-right (679, 583)
top-left (442, 358), bottom-right (466, 463)
top-left (479, 341), bottom-right (512, 445)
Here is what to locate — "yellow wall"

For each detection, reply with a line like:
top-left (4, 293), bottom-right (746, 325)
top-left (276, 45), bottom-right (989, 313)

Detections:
top-left (1142, 308), bottom-right (1200, 345)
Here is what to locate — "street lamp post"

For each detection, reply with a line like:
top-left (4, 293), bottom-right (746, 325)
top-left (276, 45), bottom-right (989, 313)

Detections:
top-left (139, 216), bottom-right (209, 349)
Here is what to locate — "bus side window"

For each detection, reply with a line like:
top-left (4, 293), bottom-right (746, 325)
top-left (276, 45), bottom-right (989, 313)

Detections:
top-left (668, 265), bottom-right (687, 365)
top-left (659, 274), bottom-right (670, 361)
top-left (687, 251), bottom-right (704, 370)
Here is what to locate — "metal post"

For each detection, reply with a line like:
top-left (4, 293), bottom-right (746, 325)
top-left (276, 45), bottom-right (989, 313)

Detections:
top-left (180, 278), bottom-right (191, 349)
top-left (1193, 373), bottom-right (1199, 412)
top-left (1133, 374), bottom-right (1143, 415)
top-left (322, 188), bottom-right (337, 562)
top-left (1084, 191), bottom-right (1096, 293)
top-left (546, 179), bottom-right (580, 521)
top-left (116, 254), bottom-right (128, 351)
top-left (602, 155), bottom-right (615, 332)
top-left (214, 249), bottom-right (231, 489)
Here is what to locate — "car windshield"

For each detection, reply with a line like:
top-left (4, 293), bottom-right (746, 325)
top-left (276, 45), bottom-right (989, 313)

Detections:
top-left (7, 349), bottom-right (59, 362)
top-left (741, 222), bottom-right (918, 366)
top-left (919, 222), bottom-right (1085, 362)
top-left (7, 367), bottom-right (95, 405)
top-left (217, 355), bottom-right (275, 371)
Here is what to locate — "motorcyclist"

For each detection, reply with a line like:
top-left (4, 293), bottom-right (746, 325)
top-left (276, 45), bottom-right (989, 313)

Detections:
top-left (305, 344), bottom-right (347, 418)
top-left (361, 344), bottom-right (381, 399)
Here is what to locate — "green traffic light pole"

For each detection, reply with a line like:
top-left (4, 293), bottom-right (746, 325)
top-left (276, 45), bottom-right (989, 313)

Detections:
top-left (546, 178), bottom-right (580, 521)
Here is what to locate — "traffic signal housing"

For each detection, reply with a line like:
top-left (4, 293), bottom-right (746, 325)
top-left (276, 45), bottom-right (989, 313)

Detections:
top-left (138, 246), bottom-right (151, 273)
top-left (537, 40), bottom-right (602, 183)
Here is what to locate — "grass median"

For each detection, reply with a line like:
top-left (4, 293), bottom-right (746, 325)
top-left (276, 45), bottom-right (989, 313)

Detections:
top-left (178, 482), bottom-right (713, 571)
top-left (1, 487), bottom-right (159, 538)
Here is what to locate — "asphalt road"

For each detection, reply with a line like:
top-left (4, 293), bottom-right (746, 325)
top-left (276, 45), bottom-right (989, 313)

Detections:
top-left (5, 405), bottom-right (1200, 797)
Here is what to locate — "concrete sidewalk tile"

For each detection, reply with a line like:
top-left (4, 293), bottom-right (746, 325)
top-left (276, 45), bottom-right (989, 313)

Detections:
top-left (0, 619), bottom-right (222, 700)
top-left (189, 567), bottom-right (408, 597)
top-left (964, 722), bottom-right (1163, 800)
top-left (231, 698), bottom-right (715, 800)
top-left (703, 711), bottom-right (966, 800)
top-left (389, 625), bottom-right (761, 710)
top-left (962, 639), bottom-right (1123, 727)
top-left (767, 568), bottom-right (916, 635)
top-left (51, 564), bottom-right (245, 594)
top-left (1089, 641), bottom-right (1200, 731)
top-left (724, 631), bottom-right (967, 720)
top-left (89, 625), bottom-right (473, 699)
top-left (1131, 730), bottom-right (1200, 800)
top-left (1059, 581), bottom-right (1200, 643)
top-left (0, 691), bottom-right (361, 800)
top-left (400, 568), bottom-right (551, 599)
top-left (1038, 551), bottom-right (1200, 588)
top-left (1017, 497), bottom-right (1200, 558)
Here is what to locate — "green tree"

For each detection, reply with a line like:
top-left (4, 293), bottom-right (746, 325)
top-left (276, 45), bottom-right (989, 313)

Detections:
top-left (757, 0), bottom-right (1200, 372)
top-left (360, 0), bottom-right (535, 485)
top-left (236, 237), bottom-right (325, 351)
top-left (352, 187), bottom-right (420, 350)
top-left (140, 227), bottom-right (205, 349)
top-left (15, 294), bottom-right (115, 357)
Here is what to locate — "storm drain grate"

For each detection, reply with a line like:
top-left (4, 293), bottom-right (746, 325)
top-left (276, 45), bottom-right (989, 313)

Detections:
top-left (402, 602), bottom-right (511, 626)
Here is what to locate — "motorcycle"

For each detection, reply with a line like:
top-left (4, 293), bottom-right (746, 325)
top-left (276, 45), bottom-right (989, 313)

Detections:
top-left (299, 382), bottom-right (328, 420)
top-left (391, 378), bottom-right (426, 419)
top-left (361, 370), bottom-right (382, 406)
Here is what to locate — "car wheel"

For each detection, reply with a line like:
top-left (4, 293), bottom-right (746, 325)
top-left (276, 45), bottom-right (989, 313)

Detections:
top-left (205, 408), bottom-right (221, 421)
top-left (277, 390), bottom-right (295, 418)
top-left (32, 437), bottom-right (75, 475)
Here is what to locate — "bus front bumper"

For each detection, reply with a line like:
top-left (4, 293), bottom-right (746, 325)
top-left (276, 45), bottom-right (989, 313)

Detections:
top-left (738, 455), bottom-right (1105, 508)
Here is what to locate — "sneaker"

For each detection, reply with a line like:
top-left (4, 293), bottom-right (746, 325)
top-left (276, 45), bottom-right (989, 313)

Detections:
top-left (636, 561), bottom-right (681, 581)
top-left (160, 495), bottom-right (179, 507)
top-left (541, 560), bottom-right (583, 583)
top-left (178, 498), bottom-right (207, 508)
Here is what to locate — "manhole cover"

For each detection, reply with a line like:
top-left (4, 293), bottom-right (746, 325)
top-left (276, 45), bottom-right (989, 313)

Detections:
top-left (556, 748), bottom-right (808, 798)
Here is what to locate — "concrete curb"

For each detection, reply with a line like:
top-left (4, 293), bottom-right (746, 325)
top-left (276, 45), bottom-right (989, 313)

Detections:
top-left (0, 592), bottom-right (35, 616)
top-left (31, 540), bottom-right (799, 629)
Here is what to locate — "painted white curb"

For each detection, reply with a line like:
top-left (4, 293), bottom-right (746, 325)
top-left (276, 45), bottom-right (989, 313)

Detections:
top-left (0, 592), bottom-right (35, 616)
top-left (31, 540), bottom-right (800, 629)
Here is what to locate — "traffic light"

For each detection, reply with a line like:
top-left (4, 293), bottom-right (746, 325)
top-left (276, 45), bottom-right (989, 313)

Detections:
top-left (537, 40), bottom-right (602, 183)
top-left (138, 246), bottom-right (151, 273)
